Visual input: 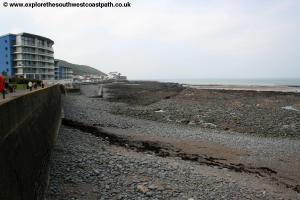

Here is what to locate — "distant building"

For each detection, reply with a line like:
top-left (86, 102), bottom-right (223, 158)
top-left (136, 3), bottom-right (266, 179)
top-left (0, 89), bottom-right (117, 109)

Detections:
top-left (107, 72), bottom-right (127, 80)
top-left (54, 59), bottom-right (73, 80)
top-left (73, 74), bottom-right (105, 83)
top-left (90, 74), bottom-right (106, 82)
top-left (0, 32), bottom-right (55, 80)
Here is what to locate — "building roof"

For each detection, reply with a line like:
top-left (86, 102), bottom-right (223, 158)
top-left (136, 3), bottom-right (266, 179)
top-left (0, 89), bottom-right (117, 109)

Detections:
top-left (0, 33), bottom-right (17, 38)
top-left (0, 32), bottom-right (54, 44)
top-left (18, 32), bottom-right (54, 44)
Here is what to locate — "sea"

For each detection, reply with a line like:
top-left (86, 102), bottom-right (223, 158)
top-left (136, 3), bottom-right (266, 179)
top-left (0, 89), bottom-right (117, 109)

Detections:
top-left (154, 78), bottom-right (300, 86)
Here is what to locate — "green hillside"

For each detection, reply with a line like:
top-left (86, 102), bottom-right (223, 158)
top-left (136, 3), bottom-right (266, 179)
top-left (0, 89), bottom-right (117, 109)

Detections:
top-left (55, 59), bottom-right (106, 76)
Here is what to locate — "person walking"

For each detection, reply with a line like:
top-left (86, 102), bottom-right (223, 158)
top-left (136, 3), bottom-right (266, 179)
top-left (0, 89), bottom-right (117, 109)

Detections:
top-left (13, 84), bottom-right (16, 93)
top-left (33, 82), bottom-right (37, 89)
top-left (5, 81), bottom-right (9, 93)
top-left (28, 81), bottom-right (33, 91)
top-left (0, 75), bottom-right (5, 99)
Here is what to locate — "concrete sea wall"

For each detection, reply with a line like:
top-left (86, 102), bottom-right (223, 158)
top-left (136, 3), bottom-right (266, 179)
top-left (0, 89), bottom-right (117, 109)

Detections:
top-left (0, 85), bottom-right (63, 200)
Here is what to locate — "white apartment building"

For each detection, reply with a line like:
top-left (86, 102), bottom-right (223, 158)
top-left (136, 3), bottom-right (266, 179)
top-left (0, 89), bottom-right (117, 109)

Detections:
top-left (13, 33), bottom-right (55, 80)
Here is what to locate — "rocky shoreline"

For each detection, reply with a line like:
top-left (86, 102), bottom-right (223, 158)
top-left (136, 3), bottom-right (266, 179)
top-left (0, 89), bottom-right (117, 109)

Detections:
top-left (104, 81), bottom-right (300, 138)
top-left (47, 81), bottom-right (300, 199)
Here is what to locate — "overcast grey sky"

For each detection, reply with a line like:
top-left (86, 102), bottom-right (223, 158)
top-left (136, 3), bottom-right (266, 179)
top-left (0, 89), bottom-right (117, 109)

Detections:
top-left (1, 0), bottom-right (299, 79)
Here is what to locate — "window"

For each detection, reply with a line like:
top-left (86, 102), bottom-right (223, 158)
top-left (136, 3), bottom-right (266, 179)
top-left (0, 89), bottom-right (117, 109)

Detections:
top-left (5, 47), bottom-right (8, 50)
top-left (22, 37), bottom-right (35, 46)
top-left (6, 61), bottom-right (9, 65)
top-left (37, 39), bottom-right (45, 47)
top-left (47, 42), bottom-right (52, 48)
top-left (5, 40), bottom-right (7, 43)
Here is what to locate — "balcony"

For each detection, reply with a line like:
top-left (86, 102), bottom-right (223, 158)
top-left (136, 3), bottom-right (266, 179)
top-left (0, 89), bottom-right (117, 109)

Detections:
top-left (13, 51), bottom-right (54, 57)
top-left (19, 72), bottom-right (55, 75)
top-left (14, 65), bottom-right (55, 69)
top-left (13, 58), bottom-right (54, 64)
top-left (13, 43), bottom-right (54, 52)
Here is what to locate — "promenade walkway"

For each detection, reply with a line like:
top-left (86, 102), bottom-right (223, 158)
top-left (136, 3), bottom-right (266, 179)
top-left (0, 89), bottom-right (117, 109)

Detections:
top-left (0, 88), bottom-right (42, 105)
